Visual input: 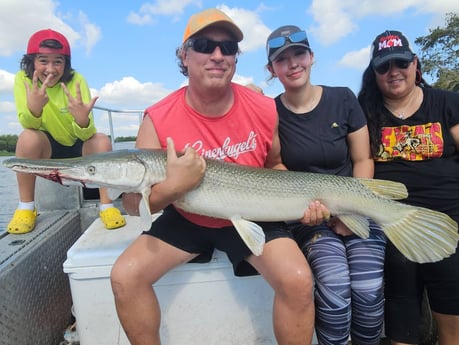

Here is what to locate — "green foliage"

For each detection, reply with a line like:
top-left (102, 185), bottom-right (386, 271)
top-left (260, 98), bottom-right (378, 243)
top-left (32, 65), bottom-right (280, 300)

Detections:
top-left (433, 69), bottom-right (459, 92)
top-left (115, 136), bottom-right (137, 143)
top-left (415, 13), bottom-right (459, 91)
top-left (0, 134), bottom-right (18, 153)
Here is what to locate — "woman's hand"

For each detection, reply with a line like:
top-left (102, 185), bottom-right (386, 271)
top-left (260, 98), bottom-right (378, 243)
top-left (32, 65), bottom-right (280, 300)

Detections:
top-left (300, 200), bottom-right (331, 226)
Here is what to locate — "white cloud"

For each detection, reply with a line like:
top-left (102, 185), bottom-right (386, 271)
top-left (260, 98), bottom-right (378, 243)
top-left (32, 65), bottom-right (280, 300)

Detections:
top-left (126, 12), bottom-right (155, 26)
top-left (92, 109), bottom-right (142, 138)
top-left (78, 11), bottom-right (102, 55)
top-left (307, 0), bottom-right (459, 45)
top-left (127, 0), bottom-right (202, 25)
top-left (218, 5), bottom-right (271, 53)
top-left (0, 70), bottom-right (20, 134)
top-left (232, 74), bottom-right (255, 86)
top-left (0, 101), bottom-right (21, 135)
top-left (126, 3), bottom-right (271, 52)
top-left (414, 0), bottom-right (459, 15)
top-left (0, 0), bottom-right (99, 57)
top-left (307, 0), bottom-right (357, 45)
top-left (97, 76), bottom-right (172, 109)
top-left (0, 0), bottom-right (60, 56)
top-left (0, 70), bottom-right (15, 94)
top-left (338, 46), bottom-right (372, 70)
top-left (0, 100), bottom-right (16, 113)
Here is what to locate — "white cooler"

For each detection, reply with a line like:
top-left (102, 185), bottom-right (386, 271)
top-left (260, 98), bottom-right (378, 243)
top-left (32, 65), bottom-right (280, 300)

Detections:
top-left (64, 215), bottom-right (320, 345)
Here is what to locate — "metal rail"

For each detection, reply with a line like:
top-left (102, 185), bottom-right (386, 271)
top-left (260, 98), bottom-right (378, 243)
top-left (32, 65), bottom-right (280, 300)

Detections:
top-left (93, 105), bottom-right (143, 145)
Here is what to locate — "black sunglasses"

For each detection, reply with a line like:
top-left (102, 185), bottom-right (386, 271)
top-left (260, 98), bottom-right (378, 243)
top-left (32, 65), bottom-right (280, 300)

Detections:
top-left (374, 59), bottom-right (413, 74)
top-left (187, 38), bottom-right (238, 56)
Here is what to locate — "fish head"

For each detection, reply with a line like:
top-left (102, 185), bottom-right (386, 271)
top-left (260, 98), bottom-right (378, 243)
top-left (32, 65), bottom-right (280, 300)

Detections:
top-left (3, 149), bottom-right (147, 191)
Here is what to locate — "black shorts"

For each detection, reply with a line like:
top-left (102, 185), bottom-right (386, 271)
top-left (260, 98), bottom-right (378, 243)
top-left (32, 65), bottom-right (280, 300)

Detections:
top-left (384, 240), bottom-right (459, 343)
top-left (44, 132), bottom-right (83, 159)
top-left (142, 205), bottom-right (292, 276)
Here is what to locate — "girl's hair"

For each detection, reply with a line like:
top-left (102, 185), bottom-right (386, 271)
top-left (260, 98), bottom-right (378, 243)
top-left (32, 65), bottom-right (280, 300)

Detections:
top-left (357, 56), bottom-right (430, 156)
top-left (20, 38), bottom-right (74, 83)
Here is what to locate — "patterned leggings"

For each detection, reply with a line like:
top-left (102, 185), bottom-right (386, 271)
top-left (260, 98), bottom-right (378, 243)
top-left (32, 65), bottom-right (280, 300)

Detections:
top-left (294, 221), bottom-right (386, 345)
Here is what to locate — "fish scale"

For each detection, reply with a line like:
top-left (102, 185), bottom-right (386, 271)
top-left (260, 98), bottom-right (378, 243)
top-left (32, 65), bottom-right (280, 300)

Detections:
top-left (183, 158), bottom-right (404, 223)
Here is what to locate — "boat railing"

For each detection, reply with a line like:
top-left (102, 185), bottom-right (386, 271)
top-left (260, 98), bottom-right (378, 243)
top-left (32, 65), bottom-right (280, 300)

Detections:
top-left (93, 105), bottom-right (144, 145)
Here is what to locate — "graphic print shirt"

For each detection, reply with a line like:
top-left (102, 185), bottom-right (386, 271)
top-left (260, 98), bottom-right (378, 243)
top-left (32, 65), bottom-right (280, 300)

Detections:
top-left (374, 87), bottom-right (459, 220)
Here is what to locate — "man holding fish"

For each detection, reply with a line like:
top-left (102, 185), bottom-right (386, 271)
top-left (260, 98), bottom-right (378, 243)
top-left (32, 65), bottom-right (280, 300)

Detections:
top-left (110, 8), bottom-right (318, 345)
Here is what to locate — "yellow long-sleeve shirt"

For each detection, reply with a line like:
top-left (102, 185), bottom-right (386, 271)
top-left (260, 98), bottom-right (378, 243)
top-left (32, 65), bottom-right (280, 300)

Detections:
top-left (14, 70), bottom-right (97, 146)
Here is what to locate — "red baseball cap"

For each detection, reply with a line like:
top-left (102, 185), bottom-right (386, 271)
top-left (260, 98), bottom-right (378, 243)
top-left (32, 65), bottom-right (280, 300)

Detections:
top-left (27, 29), bottom-right (71, 56)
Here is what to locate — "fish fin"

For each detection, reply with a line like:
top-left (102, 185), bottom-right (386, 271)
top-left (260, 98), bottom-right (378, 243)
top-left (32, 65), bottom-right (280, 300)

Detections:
top-left (107, 188), bottom-right (123, 201)
top-left (230, 216), bottom-right (266, 256)
top-left (336, 215), bottom-right (370, 238)
top-left (382, 205), bottom-right (459, 263)
top-left (357, 178), bottom-right (408, 200)
top-left (138, 192), bottom-right (153, 231)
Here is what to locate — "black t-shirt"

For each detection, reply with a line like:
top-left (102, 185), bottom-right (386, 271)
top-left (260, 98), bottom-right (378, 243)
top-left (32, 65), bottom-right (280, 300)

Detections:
top-left (277, 86), bottom-right (367, 177)
top-left (374, 87), bottom-right (459, 222)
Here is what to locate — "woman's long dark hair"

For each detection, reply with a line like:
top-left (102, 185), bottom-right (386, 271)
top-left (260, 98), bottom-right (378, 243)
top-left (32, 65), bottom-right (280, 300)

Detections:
top-left (20, 39), bottom-right (74, 84)
top-left (357, 57), bottom-right (430, 157)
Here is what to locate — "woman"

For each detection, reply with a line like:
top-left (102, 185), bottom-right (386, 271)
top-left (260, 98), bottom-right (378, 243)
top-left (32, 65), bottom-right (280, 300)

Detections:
top-left (358, 30), bottom-right (459, 345)
top-left (266, 25), bottom-right (386, 345)
top-left (8, 29), bottom-right (125, 233)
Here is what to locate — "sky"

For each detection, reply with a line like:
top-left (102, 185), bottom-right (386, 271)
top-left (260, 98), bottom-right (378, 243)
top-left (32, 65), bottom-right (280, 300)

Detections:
top-left (0, 0), bottom-right (458, 139)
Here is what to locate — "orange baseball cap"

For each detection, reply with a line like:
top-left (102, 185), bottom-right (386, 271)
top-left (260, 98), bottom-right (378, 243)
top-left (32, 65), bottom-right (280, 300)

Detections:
top-left (27, 29), bottom-right (71, 56)
top-left (182, 8), bottom-right (243, 43)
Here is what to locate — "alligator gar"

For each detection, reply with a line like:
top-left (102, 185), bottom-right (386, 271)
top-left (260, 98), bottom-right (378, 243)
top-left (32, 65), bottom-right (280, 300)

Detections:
top-left (4, 148), bottom-right (458, 263)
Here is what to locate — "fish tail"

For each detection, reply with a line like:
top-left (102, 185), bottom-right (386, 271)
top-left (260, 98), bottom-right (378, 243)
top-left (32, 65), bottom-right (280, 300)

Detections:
top-left (383, 206), bottom-right (458, 263)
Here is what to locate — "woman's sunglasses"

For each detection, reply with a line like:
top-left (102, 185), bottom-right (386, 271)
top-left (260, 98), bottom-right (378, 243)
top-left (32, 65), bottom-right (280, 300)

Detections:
top-left (267, 31), bottom-right (308, 49)
top-left (374, 58), bottom-right (413, 75)
top-left (187, 38), bottom-right (238, 56)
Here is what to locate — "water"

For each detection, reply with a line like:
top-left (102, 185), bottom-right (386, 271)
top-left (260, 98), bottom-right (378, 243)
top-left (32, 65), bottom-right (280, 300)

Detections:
top-left (0, 156), bottom-right (19, 234)
top-left (0, 142), bottom-right (134, 234)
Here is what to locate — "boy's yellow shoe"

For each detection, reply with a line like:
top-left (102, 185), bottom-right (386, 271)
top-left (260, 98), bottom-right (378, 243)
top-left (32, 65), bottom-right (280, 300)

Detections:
top-left (7, 209), bottom-right (37, 234)
top-left (99, 207), bottom-right (126, 230)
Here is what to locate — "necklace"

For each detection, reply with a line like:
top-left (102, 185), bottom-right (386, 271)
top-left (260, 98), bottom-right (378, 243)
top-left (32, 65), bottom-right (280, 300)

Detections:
top-left (281, 86), bottom-right (321, 114)
top-left (383, 103), bottom-right (406, 119)
top-left (384, 87), bottom-right (422, 120)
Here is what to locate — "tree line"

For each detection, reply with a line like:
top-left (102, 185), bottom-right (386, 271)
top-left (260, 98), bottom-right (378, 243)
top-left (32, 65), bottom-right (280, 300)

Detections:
top-left (415, 12), bottom-right (459, 91)
top-left (0, 135), bottom-right (136, 154)
top-left (0, 135), bottom-right (17, 153)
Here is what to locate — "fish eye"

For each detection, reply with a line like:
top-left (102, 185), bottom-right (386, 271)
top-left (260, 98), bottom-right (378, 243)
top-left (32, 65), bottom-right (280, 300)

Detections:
top-left (87, 166), bottom-right (96, 175)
